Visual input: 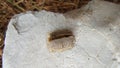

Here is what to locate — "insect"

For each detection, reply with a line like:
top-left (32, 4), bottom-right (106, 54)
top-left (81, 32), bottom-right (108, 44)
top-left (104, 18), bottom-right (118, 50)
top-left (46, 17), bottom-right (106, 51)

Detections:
top-left (47, 29), bottom-right (75, 52)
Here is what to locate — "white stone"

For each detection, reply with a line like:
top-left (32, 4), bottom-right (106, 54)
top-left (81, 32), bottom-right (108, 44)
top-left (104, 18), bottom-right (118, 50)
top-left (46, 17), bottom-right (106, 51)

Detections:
top-left (3, 1), bottom-right (120, 68)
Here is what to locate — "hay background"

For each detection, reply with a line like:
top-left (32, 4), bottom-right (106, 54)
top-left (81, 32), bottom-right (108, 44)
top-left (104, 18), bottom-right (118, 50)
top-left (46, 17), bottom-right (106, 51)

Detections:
top-left (0, 0), bottom-right (120, 68)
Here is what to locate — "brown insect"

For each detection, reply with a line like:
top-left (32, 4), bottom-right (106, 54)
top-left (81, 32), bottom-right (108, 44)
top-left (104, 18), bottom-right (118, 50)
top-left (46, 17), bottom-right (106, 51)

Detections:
top-left (47, 29), bottom-right (75, 52)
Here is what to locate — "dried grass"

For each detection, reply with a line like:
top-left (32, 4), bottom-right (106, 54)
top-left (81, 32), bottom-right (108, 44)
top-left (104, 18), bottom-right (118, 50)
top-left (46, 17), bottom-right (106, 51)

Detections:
top-left (0, 0), bottom-right (120, 68)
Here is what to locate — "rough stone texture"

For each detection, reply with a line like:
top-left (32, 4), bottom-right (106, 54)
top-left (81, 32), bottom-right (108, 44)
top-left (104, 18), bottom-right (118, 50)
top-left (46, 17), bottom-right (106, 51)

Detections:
top-left (3, 0), bottom-right (120, 68)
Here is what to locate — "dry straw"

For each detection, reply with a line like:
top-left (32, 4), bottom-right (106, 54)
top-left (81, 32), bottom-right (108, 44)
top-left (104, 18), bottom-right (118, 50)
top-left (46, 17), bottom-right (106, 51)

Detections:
top-left (0, 0), bottom-right (119, 68)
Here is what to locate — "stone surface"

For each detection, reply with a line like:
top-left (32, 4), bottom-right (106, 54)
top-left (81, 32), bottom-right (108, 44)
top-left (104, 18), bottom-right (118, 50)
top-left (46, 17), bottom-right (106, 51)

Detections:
top-left (3, 0), bottom-right (120, 68)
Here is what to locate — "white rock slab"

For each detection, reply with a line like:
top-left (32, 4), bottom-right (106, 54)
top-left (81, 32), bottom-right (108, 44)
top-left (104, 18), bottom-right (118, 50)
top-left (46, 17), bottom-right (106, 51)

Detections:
top-left (3, 1), bottom-right (120, 68)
